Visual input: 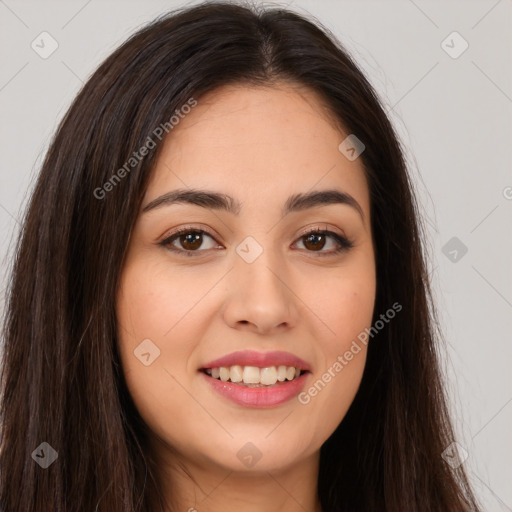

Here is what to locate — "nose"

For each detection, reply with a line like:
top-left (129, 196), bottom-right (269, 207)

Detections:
top-left (222, 250), bottom-right (300, 335)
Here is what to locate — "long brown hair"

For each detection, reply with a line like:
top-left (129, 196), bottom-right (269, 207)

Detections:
top-left (0, 2), bottom-right (480, 511)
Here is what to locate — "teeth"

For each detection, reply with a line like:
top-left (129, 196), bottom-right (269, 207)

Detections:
top-left (260, 366), bottom-right (278, 385)
top-left (229, 365), bottom-right (243, 383)
top-left (205, 365), bottom-right (303, 386)
top-left (243, 366), bottom-right (260, 384)
top-left (219, 367), bottom-right (230, 382)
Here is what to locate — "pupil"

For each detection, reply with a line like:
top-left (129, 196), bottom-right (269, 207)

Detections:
top-left (181, 232), bottom-right (202, 250)
top-left (305, 233), bottom-right (325, 251)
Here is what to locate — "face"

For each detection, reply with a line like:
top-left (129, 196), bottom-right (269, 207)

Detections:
top-left (116, 83), bottom-right (376, 476)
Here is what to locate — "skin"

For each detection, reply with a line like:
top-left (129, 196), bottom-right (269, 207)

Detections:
top-left (116, 82), bottom-right (376, 512)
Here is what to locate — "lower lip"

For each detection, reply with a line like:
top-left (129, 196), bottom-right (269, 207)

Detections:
top-left (200, 371), bottom-right (309, 408)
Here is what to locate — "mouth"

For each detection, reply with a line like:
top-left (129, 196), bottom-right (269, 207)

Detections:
top-left (199, 351), bottom-right (311, 408)
top-left (201, 364), bottom-right (308, 387)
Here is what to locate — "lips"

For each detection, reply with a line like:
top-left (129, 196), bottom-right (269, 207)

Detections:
top-left (201, 371), bottom-right (309, 408)
top-left (199, 350), bottom-right (311, 408)
top-left (201, 350), bottom-right (311, 372)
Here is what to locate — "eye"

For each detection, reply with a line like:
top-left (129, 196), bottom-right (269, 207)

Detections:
top-left (293, 228), bottom-right (354, 255)
top-left (159, 227), bottom-right (220, 256)
top-left (159, 226), bottom-right (354, 257)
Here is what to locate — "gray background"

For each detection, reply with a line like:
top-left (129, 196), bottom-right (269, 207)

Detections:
top-left (0, 0), bottom-right (510, 509)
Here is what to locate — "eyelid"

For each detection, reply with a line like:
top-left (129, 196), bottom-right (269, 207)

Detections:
top-left (295, 223), bottom-right (346, 240)
top-left (159, 223), bottom-right (221, 244)
top-left (292, 225), bottom-right (354, 256)
top-left (158, 224), bottom-right (222, 256)
top-left (158, 223), bottom-right (353, 256)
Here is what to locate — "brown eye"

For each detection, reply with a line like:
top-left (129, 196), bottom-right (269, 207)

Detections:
top-left (179, 232), bottom-right (203, 251)
top-left (303, 232), bottom-right (327, 251)
top-left (160, 228), bottom-right (219, 255)
top-left (294, 229), bottom-right (354, 255)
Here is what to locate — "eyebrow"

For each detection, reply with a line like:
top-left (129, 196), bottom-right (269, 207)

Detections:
top-left (142, 188), bottom-right (364, 221)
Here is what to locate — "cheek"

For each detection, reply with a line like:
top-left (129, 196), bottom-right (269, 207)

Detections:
top-left (295, 254), bottom-right (375, 436)
top-left (303, 249), bottom-right (376, 346)
top-left (115, 258), bottom-right (201, 404)
top-left (116, 253), bottom-right (221, 354)
top-left (297, 285), bottom-right (372, 443)
top-left (313, 279), bottom-right (375, 339)
top-left (299, 345), bottom-right (367, 446)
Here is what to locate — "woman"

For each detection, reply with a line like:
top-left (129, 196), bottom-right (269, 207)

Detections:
top-left (0, 2), bottom-right (480, 511)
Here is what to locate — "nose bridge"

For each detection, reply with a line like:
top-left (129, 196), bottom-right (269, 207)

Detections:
top-left (235, 237), bottom-right (287, 300)
top-left (223, 234), bottom-right (299, 332)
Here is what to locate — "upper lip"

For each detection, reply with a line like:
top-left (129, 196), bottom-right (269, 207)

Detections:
top-left (201, 350), bottom-right (311, 372)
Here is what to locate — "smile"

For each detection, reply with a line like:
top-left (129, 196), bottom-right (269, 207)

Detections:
top-left (203, 365), bottom-right (303, 386)
top-left (200, 350), bottom-right (311, 408)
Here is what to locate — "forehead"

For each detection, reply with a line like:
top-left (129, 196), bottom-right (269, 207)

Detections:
top-left (145, 83), bottom-right (370, 218)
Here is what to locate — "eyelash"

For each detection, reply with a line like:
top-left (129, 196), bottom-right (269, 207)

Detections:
top-left (158, 225), bottom-right (354, 257)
